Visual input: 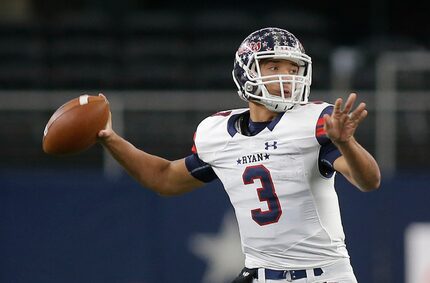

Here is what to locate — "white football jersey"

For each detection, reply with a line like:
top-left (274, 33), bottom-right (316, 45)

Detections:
top-left (192, 102), bottom-right (350, 270)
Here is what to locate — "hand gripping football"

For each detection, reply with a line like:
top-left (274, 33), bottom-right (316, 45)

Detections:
top-left (42, 94), bottom-right (110, 155)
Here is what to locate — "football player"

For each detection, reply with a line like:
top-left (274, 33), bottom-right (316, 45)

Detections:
top-left (98, 27), bottom-right (381, 283)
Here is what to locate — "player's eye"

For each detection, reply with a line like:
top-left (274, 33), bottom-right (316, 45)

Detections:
top-left (267, 66), bottom-right (279, 71)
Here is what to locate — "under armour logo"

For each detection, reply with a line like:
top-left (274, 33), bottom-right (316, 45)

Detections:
top-left (265, 141), bottom-right (278, 150)
top-left (242, 271), bottom-right (250, 277)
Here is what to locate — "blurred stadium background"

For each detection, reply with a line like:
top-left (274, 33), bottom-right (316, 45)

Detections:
top-left (1, 0), bottom-right (429, 282)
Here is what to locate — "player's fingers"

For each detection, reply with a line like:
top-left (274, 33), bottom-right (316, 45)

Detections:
top-left (98, 129), bottom-right (108, 138)
top-left (349, 102), bottom-right (366, 121)
top-left (105, 111), bottom-right (112, 129)
top-left (97, 128), bottom-right (114, 140)
top-left (333, 98), bottom-right (342, 114)
top-left (98, 93), bottom-right (110, 104)
top-left (343, 93), bottom-right (357, 114)
top-left (356, 109), bottom-right (368, 124)
top-left (341, 113), bottom-right (349, 124)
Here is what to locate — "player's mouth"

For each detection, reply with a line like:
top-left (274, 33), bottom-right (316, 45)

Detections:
top-left (283, 89), bottom-right (292, 97)
top-left (271, 89), bottom-right (291, 98)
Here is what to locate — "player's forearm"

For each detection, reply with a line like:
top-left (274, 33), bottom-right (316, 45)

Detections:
top-left (100, 132), bottom-right (173, 194)
top-left (335, 137), bottom-right (381, 192)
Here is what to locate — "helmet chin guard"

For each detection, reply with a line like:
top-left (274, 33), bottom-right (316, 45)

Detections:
top-left (232, 28), bottom-right (312, 112)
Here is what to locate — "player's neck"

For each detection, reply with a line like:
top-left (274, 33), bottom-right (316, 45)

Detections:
top-left (249, 101), bottom-right (277, 122)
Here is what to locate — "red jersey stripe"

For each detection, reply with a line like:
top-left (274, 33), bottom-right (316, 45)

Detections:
top-left (316, 117), bottom-right (325, 126)
top-left (316, 127), bottom-right (326, 137)
top-left (191, 132), bottom-right (197, 154)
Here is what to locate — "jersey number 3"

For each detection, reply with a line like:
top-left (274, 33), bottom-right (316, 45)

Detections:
top-left (242, 165), bottom-right (282, 226)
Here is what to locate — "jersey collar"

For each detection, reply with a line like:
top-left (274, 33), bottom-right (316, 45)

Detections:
top-left (227, 110), bottom-right (285, 137)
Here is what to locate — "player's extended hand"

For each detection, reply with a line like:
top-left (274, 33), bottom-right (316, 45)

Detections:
top-left (323, 93), bottom-right (368, 145)
top-left (97, 93), bottom-right (114, 143)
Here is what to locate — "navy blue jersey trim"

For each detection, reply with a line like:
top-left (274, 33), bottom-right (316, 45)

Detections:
top-left (315, 104), bottom-right (341, 177)
top-left (227, 113), bottom-right (241, 137)
top-left (248, 120), bottom-right (271, 135)
top-left (318, 142), bottom-right (342, 178)
top-left (185, 154), bottom-right (218, 183)
top-left (227, 110), bottom-right (285, 137)
top-left (316, 105), bottom-right (334, 145)
top-left (266, 111), bottom-right (285, 131)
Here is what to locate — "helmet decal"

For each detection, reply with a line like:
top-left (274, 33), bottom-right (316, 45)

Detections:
top-left (238, 41), bottom-right (262, 55)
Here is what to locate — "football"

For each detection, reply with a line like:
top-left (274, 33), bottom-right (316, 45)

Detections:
top-left (43, 94), bottom-right (110, 155)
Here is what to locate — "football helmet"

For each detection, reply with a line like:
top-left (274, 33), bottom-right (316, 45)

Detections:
top-left (232, 27), bottom-right (312, 112)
